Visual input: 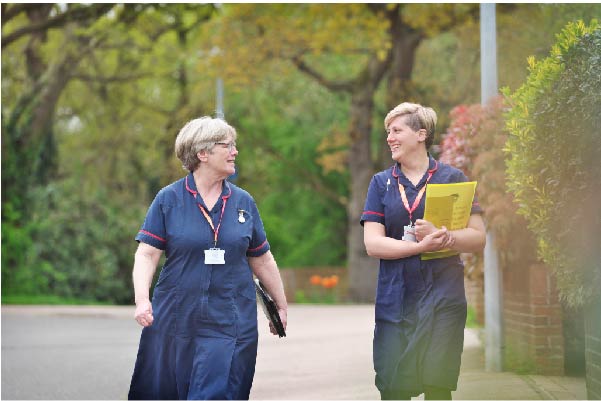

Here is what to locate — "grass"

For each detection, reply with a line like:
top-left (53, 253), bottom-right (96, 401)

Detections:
top-left (465, 305), bottom-right (481, 329)
top-left (1, 295), bottom-right (113, 305)
top-left (294, 289), bottom-right (339, 304)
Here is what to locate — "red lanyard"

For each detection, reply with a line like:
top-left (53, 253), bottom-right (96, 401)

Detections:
top-left (397, 162), bottom-right (437, 225)
top-left (185, 175), bottom-right (231, 247)
top-left (197, 199), bottom-right (228, 247)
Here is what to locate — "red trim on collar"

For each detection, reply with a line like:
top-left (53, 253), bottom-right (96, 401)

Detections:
top-left (392, 159), bottom-right (439, 178)
top-left (185, 175), bottom-right (197, 196)
top-left (222, 182), bottom-right (232, 200)
top-left (185, 175), bottom-right (232, 200)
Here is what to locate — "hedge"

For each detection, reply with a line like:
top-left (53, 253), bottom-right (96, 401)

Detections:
top-left (503, 20), bottom-right (601, 307)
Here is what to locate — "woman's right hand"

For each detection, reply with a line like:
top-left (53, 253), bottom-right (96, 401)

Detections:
top-left (419, 227), bottom-right (451, 253)
top-left (134, 299), bottom-right (154, 327)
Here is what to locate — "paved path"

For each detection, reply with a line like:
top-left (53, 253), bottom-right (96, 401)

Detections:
top-left (1, 305), bottom-right (587, 400)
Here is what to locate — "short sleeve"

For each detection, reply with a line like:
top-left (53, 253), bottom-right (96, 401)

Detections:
top-left (360, 175), bottom-right (385, 226)
top-left (454, 170), bottom-right (484, 215)
top-left (246, 200), bottom-right (270, 257)
top-left (135, 191), bottom-right (167, 250)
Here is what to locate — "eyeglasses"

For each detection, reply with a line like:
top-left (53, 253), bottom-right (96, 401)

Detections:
top-left (214, 141), bottom-right (237, 152)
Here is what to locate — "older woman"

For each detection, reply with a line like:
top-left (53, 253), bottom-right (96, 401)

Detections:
top-left (361, 103), bottom-right (486, 400)
top-left (128, 117), bottom-right (287, 400)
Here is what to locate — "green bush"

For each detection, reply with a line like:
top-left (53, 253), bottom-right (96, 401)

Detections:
top-left (503, 20), bottom-right (601, 307)
top-left (2, 181), bottom-right (137, 304)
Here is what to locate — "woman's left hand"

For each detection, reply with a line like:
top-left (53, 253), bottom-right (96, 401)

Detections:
top-left (414, 219), bottom-right (438, 241)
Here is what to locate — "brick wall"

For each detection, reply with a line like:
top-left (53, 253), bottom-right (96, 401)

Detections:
top-left (585, 298), bottom-right (601, 399)
top-left (503, 262), bottom-right (565, 375)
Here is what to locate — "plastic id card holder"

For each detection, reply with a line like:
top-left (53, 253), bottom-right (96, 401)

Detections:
top-left (204, 248), bottom-right (225, 264)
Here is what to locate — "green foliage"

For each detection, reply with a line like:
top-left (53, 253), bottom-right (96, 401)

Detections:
top-left (465, 305), bottom-right (481, 329)
top-left (2, 182), bottom-right (138, 303)
top-left (504, 343), bottom-right (537, 375)
top-left (1, 204), bottom-right (37, 295)
top-left (208, 4), bottom-right (389, 86)
top-left (3, 4), bottom-right (599, 305)
top-left (503, 20), bottom-right (601, 307)
top-left (1, 4), bottom-right (215, 304)
top-left (439, 98), bottom-right (538, 274)
top-left (2, 295), bottom-right (113, 305)
top-left (294, 289), bottom-right (339, 305)
top-left (226, 72), bottom-right (349, 268)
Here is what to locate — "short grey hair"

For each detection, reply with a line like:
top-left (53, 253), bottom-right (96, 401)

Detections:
top-left (384, 102), bottom-right (437, 149)
top-left (174, 117), bottom-right (237, 172)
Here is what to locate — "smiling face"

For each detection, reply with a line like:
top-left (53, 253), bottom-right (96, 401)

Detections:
top-left (199, 137), bottom-right (238, 178)
top-left (386, 115), bottom-right (427, 162)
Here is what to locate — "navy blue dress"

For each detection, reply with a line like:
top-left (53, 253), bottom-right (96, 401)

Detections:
top-left (128, 173), bottom-right (270, 400)
top-left (360, 157), bottom-right (482, 396)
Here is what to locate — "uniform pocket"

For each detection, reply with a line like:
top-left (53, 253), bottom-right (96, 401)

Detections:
top-left (375, 265), bottom-right (404, 322)
top-left (432, 258), bottom-right (466, 306)
top-left (150, 287), bottom-right (177, 334)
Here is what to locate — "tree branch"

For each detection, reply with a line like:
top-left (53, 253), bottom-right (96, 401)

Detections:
top-left (1, 3), bottom-right (38, 26)
top-left (71, 72), bottom-right (155, 84)
top-left (2, 4), bottom-right (114, 49)
top-left (129, 97), bottom-right (174, 117)
top-left (290, 54), bottom-right (355, 94)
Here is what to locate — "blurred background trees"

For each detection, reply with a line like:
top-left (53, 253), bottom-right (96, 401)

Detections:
top-left (2, 3), bottom-right (599, 304)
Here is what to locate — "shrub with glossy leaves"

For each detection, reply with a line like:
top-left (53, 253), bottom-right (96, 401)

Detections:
top-left (503, 20), bottom-right (601, 307)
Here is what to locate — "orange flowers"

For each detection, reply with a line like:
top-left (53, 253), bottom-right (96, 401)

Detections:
top-left (309, 274), bottom-right (339, 289)
top-left (309, 275), bottom-right (321, 286)
top-left (304, 273), bottom-right (341, 303)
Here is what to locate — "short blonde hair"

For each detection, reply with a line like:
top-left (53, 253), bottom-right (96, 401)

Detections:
top-left (175, 117), bottom-right (237, 172)
top-left (384, 102), bottom-right (437, 148)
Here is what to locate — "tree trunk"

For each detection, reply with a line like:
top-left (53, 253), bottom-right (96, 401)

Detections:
top-left (346, 54), bottom-right (391, 302)
top-left (386, 26), bottom-right (422, 108)
top-left (377, 17), bottom-right (424, 171)
top-left (347, 12), bottom-right (425, 302)
top-left (347, 89), bottom-right (379, 302)
top-left (3, 12), bottom-right (81, 217)
top-left (288, 5), bottom-right (397, 301)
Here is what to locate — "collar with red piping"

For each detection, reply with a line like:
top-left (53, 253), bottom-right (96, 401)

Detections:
top-left (391, 156), bottom-right (439, 181)
top-left (185, 173), bottom-right (232, 247)
top-left (185, 173), bottom-right (232, 202)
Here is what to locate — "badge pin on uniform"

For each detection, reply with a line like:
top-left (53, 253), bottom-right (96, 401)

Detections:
top-left (386, 178), bottom-right (390, 191)
top-left (238, 209), bottom-right (246, 223)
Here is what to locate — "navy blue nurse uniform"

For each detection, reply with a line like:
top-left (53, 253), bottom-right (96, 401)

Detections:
top-left (128, 172), bottom-right (270, 400)
top-left (360, 156), bottom-right (482, 397)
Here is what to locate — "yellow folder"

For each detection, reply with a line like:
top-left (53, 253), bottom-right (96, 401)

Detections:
top-left (421, 181), bottom-right (477, 260)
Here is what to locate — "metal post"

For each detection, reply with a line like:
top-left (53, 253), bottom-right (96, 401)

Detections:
top-left (216, 77), bottom-right (224, 119)
top-left (480, 4), bottom-right (498, 104)
top-left (480, 2), bottom-right (504, 372)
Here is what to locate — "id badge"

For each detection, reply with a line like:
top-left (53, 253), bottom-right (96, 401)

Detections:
top-left (402, 224), bottom-right (417, 242)
top-left (204, 248), bottom-right (225, 265)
